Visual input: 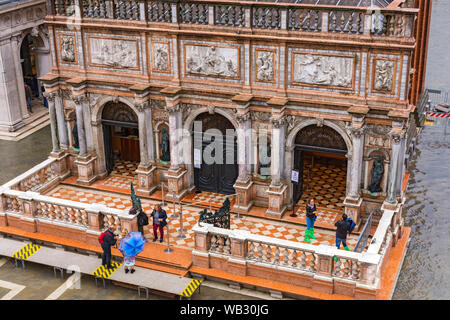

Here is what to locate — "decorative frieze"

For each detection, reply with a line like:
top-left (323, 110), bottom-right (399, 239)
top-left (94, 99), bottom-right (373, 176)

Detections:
top-left (152, 41), bottom-right (170, 72)
top-left (89, 37), bottom-right (138, 69)
top-left (292, 52), bottom-right (354, 88)
top-left (374, 59), bottom-right (395, 92)
top-left (185, 44), bottom-right (239, 78)
top-left (255, 50), bottom-right (275, 82)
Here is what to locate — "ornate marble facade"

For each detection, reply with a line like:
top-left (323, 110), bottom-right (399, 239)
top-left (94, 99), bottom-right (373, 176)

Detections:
top-left (40, 0), bottom-right (422, 223)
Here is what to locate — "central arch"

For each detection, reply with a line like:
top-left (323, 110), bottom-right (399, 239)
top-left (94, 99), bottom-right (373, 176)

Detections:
top-left (192, 112), bottom-right (238, 194)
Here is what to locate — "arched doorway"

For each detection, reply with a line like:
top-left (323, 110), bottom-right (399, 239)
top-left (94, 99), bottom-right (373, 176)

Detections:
top-left (193, 113), bottom-right (238, 194)
top-left (20, 33), bottom-right (40, 113)
top-left (101, 102), bottom-right (140, 175)
top-left (292, 125), bottom-right (348, 210)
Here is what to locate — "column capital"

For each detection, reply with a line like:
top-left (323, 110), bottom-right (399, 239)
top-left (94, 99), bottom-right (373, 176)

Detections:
top-left (165, 104), bottom-right (181, 114)
top-left (43, 92), bottom-right (57, 102)
top-left (270, 117), bottom-right (285, 128)
top-left (135, 100), bottom-right (150, 113)
top-left (236, 113), bottom-right (250, 125)
top-left (388, 129), bottom-right (406, 145)
top-left (71, 93), bottom-right (89, 105)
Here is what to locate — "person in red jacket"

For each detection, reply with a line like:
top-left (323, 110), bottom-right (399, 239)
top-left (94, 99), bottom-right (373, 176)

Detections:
top-left (100, 226), bottom-right (118, 269)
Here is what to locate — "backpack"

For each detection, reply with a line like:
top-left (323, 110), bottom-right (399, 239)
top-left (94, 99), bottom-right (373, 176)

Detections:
top-left (98, 230), bottom-right (108, 244)
top-left (346, 218), bottom-right (356, 233)
top-left (138, 212), bottom-right (149, 226)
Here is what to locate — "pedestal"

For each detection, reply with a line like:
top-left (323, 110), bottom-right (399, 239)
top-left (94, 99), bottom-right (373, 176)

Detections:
top-left (343, 196), bottom-right (363, 229)
top-left (233, 178), bottom-right (253, 213)
top-left (136, 164), bottom-right (157, 196)
top-left (166, 167), bottom-right (187, 200)
top-left (266, 183), bottom-right (287, 217)
top-left (75, 155), bottom-right (97, 185)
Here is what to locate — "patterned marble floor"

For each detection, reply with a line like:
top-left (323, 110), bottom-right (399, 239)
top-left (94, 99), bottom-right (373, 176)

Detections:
top-left (110, 160), bottom-right (139, 178)
top-left (183, 191), bottom-right (235, 209)
top-left (297, 161), bottom-right (347, 211)
top-left (46, 185), bottom-right (358, 251)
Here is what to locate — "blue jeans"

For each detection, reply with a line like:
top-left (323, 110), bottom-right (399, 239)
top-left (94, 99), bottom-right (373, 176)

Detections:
top-left (336, 238), bottom-right (347, 249)
top-left (306, 216), bottom-right (316, 230)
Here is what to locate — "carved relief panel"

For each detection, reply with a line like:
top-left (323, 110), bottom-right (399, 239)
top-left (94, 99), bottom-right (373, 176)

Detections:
top-left (292, 52), bottom-right (354, 89)
top-left (56, 31), bottom-right (78, 66)
top-left (182, 41), bottom-right (242, 81)
top-left (87, 35), bottom-right (140, 70)
top-left (150, 39), bottom-right (171, 75)
top-left (368, 54), bottom-right (402, 98)
top-left (288, 48), bottom-right (360, 93)
top-left (254, 47), bottom-right (277, 85)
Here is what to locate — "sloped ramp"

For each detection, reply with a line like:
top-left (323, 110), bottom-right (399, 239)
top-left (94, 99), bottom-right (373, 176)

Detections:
top-left (0, 237), bottom-right (199, 298)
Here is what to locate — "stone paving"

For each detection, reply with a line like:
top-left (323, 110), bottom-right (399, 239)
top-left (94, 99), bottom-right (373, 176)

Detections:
top-left (46, 185), bottom-right (358, 250)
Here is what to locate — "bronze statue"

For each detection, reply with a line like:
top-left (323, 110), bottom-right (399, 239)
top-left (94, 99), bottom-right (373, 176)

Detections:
top-left (160, 128), bottom-right (170, 162)
top-left (368, 156), bottom-right (384, 193)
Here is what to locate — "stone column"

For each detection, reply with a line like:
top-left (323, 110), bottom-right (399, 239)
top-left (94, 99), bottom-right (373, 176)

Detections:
top-left (82, 95), bottom-right (94, 152)
top-left (73, 94), bottom-right (88, 157)
top-left (234, 112), bottom-right (253, 213)
top-left (0, 36), bottom-right (25, 132)
top-left (347, 126), bottom-right (365, 199)
top-left (386, 130), bottom-right (404, 204)
top-left (44, 92), bottom-right (60, 154)
top-left (55, 90), bottom-right (69, 149)
top-left (11, 34), bottom-right (29, 120)
top-left (165, 102), bottom-right (187, 200)
top-left (73, 94), bottom-right (96, 185)
top-left (266, 116), bottom-right (287, 217)
top-left (395, 134), bottom-right (407, 196)
top-left (135, 101), bottom-right (157, 196)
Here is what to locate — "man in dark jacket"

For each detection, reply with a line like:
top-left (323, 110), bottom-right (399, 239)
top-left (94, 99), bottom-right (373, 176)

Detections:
top-left (137, 209), bottom-right (149, 234)
top-left (150, 204), bottom-right (167, 243)
top-left (335, 214), bottom-right (351, 251)
top-left (101, 226), bottom-right (118, 269)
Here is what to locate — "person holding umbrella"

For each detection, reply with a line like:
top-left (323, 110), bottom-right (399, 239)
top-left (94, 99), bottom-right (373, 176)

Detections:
top-left (118, 229), bottom-right (147, 274)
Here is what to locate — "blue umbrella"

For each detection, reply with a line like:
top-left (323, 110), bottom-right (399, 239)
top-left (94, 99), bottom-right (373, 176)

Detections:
top-left (119, 232), bottom-right (146, 257)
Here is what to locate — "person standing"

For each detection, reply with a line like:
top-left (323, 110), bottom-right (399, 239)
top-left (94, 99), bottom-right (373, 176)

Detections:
top-left (304, 199), bottom-right (317, 243)
top-left (24, 84), bottom-right (33, 113)
top-left (137, 209), bottom-right (149, 235)
top-left (335, 213), bottom-right (351, 251)
top-left (118, 229), bottom-right (136, 274)
top-left (150, 204), bottom-right (167, 243)
top-left (100, 226), bottom-right (118, 269)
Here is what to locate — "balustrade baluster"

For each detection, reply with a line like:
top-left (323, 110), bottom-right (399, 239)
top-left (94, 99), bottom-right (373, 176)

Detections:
top-left (343, 259), bottom-right (350, 278)
top-left (273, 246), bottom-right (280, 264)
top-left (339, 12), bottom-right (345, 33)
top-left (357, 13), bottom-right (362, 34)
top-left (306, 11), bottom-right (311, 31)
top-left (247, 241), bottom-right (254, 259)
top-left (300, 250), bottom-right (307, 269)
top-left (257, 243), bottom-right (263, 262)
top-left (349, 13), bottom-right (354, 33)
top-left (224, 237), bottom-right (231, 255)
top-left (351, 261), bottom-right (360, 280)
top-left (334, 257), bottom-right (342, 276)
top-left (291, 250), bottom-right (298, 268)
top-left (309, 253), bottom-right (316, 272)
top-left (282, 248), bottom-right (289, 265)
top-left (389, 15), bottom-right (395, 36)
top-left (314, 10), bottom-right (319, 31)
top-left (382, 14), bottom-right (388, 35)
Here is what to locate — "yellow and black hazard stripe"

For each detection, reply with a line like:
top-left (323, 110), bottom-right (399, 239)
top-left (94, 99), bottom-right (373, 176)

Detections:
top-left (180, 279), bottom-right (202, 298)
top-left (91, 261), bottom-right (122, 279)
top-left (11, 243), bottom-right (41, 261)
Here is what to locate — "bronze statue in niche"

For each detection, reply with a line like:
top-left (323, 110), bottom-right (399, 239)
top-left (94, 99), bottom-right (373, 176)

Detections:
top-left (368, 156), bottom-right (384, 193)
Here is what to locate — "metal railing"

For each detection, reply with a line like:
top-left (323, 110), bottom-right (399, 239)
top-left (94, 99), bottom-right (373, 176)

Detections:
top-left (353, 211), bottom-right (374, 253)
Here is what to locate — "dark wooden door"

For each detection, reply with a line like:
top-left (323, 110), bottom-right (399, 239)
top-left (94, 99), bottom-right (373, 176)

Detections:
top-left (193, 113), bottom-right (238, 195)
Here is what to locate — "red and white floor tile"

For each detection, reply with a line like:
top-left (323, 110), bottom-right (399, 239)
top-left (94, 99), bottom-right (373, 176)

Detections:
top-left (46, 185), bottom-right (358, 251)
top-left (110, 160), bottom-right (139, 178)
top-left (183, 191), bottom-right (235, 208)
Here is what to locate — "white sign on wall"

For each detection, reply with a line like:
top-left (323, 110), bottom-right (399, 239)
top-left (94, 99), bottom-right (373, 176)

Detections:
top-left (194, 148), bottom-right (202, 169)
top-left (291, 170), bottom-right (299, 183)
